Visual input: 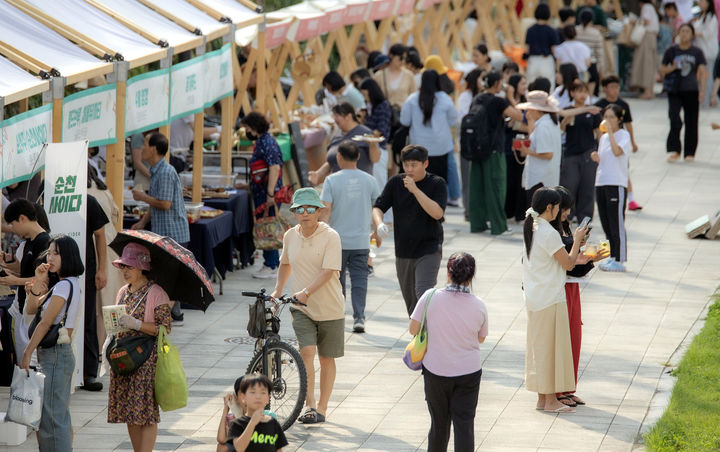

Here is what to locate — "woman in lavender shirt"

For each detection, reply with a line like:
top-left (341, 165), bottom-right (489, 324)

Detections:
top-left (409, 252), bottom-right (489, 452)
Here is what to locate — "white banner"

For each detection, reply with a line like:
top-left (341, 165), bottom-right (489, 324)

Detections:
top-left (125, 69), bottom-right (170, 137)
top-left (170, 55), bottom-right (206, 121)
top-left (204, 44), bottom-right (234, 108)
top-left (62, 84), bottom-right (117, 147)
top-left (0, 104), bottom-right (52, 189)
top-left (44, 140), bottom-right (89, 387)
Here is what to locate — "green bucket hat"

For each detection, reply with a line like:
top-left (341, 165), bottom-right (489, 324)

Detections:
top-left (290, 187), bottom-right (325, 210)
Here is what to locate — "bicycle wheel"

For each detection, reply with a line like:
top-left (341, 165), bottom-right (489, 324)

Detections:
top-left (246, 341), bottom-right (307, 430)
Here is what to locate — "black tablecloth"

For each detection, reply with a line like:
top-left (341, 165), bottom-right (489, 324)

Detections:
top-left (202, 190), bottom-right (254, 266)
top-left (187, 212), bottom-right (234, 279)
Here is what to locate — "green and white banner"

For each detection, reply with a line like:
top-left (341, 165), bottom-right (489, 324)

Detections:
top-left (62, 84), bottom-right (117, 147)
top-left (170, 55), bottom-right (206, 120)
top-left (126, 69), bottom-right (170, 137)
top-left (44, 140), bottom-right (88, 388)
top-left (204, 44), bottom-right (234, 107)
top-left (0, 104), bottom-right (52, 189)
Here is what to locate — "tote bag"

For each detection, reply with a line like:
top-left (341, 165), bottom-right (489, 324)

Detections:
top-left (253, 215), bottom-right (290, 250)
top-left (402, 289), bottom-right (436, 371)
top-left (154, 325), bottom-right (188, 411)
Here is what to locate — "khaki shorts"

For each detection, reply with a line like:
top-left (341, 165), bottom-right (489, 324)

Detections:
top-left (290, 309), bottom-right (345, 358)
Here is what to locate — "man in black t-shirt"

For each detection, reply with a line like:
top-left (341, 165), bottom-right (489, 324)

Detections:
top-left (372, 145), bottom-right (447, 316)
top-left (80, 194), bottom-right (109, 391)
top-left (0, 199), bottom-right (50, 362)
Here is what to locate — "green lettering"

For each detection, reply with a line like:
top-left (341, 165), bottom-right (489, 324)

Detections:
top-left (268, 434), bottom-right (277, 445)
top-left (48, 196), bottom-right (58, 214)
top-left (250, 431), bottom-right (258, 442)
top-left (15, 131), bottom-right (28, 154)
top-left (219, 61), bottom-right (229, 79)
top-left (185, 74), bottom-right (197, 93)
top-left (136, 88), bottom-right (149, 108)
top-left (68, 108), bottom-right (82, 128)
top-left (69, 195), bottom-right (83, 212)
top-left (81, 102), bottom-right (101, 124)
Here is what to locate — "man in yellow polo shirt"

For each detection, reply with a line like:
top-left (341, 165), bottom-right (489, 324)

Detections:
top-left (271, 188), bottom-right (344, 425)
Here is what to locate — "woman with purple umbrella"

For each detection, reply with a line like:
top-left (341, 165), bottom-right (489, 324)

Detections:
top-left (107, 243), bottom-right (172, 452)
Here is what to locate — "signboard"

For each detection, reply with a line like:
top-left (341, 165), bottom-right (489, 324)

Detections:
top-left (44, 140), bottom-right (89, 387)
top-left (62, 84), bottom-right (117, 147)
top-left (204, 44), bottom-right (234, 108)
top-left (170, 55), bottom-right (206, 121)
top-left (0, 104), bottom-right (52, 188)
top-left (126, 69), bottom-right (170, 137)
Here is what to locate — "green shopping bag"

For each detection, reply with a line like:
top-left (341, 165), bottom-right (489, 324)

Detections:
top-left (154, 325), bottom-right (188, 411)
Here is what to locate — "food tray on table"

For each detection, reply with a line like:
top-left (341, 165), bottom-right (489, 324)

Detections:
top-left (200, 206), bottom-right (224, 219)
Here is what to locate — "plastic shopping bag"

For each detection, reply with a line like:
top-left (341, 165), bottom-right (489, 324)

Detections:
top-left (154, 326), bottom-right (188, 412)
top-left (5, 366), bottom-right (45, 430)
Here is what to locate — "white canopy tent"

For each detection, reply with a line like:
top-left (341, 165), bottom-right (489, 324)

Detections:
top-left (139, 0), bottom-right (231, 41)
top-left (189, 0), bottom-right (263, 28)
top-left (0, 54), bottom-right (49, 105)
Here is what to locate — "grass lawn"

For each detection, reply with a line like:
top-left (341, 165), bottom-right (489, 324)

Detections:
top-left (645, 292), bottom-right (720, 452)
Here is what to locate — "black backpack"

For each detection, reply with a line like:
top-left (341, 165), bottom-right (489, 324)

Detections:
top-left (460, 94), bottom-right (500, 162)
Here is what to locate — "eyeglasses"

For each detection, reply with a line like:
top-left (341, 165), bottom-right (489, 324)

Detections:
top-left (294, 206), bottom-right (317, 215)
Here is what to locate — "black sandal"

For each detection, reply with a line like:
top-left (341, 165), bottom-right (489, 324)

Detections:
top-left (557, 396), bottom-right (577, 407)
top-left (298, 408), bottom-right (325, 424)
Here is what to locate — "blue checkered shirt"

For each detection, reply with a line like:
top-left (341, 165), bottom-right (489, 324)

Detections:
top-left (148, 159), bottom-right (190, 243)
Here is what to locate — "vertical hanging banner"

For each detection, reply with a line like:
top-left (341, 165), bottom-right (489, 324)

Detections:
top-left (44, 140), bottom-right (88, 387)
top-left (125, 68), bottom-right (170, 137)
top-left (62, 84), bottom-right (117, 147)
top-left (0, 104), bottom-right (52, 188)
top-left (204, 44), bottom-right (234, 107)
top-left (170, 55), bottom-right (206, 120)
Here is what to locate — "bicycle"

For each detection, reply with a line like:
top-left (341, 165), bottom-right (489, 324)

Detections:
top-left (241, 289), bottom-right (308, 431)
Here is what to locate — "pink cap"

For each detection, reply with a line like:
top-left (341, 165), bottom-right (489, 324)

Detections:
top-left (112, 243), bottom-right (152, 271)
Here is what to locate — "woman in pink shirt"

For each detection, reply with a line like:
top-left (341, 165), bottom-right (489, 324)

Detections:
top-left (409, 252), bottom-right (489, 452)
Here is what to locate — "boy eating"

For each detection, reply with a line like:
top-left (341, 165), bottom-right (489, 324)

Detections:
top-left (227, 375), bottom-right (288, 452)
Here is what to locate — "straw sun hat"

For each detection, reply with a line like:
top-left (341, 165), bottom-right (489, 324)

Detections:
top-left (516, 90), bottom-right (559, 113)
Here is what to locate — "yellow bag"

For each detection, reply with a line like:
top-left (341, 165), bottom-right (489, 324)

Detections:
top-left (154, 325), bottom-right (187, 411)
top-left (402, 289), bottom-right (436, 370)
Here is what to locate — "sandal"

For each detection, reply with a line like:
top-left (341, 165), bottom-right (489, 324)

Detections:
top-left (298, 408), bottom-right (325, 424)
top-left (544, 405), bottom-right (575, 413)
top-left (569, 395), bottom-right (586, 405)
top-left (557, 396), bottom-right (577, 407)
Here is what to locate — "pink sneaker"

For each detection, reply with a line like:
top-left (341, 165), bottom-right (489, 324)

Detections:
top-left (628, 201), bottom-right (642, 211)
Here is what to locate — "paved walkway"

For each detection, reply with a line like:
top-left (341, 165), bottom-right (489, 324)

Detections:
top-left (2, 97), bottom-right (720, 451)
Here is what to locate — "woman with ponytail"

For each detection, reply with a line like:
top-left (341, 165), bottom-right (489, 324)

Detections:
top-left (409, 252), bottom-right (488, 451)
top-left (522, 187), bottom-right (588, 413)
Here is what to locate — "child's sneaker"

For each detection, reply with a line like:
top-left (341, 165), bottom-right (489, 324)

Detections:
top-left (600, 259), bottom-right (626, 272)
top-left (628, 201), bottom-right (642, 211)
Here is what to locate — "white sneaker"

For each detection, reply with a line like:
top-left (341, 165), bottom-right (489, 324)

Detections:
top-left (252, 265), bottom-right (278, 279)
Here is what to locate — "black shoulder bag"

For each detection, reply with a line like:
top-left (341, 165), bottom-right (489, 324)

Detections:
top-left (105, 290), bottom-right (156, 376)
top-left (27, 280), bottom-right (73, 348)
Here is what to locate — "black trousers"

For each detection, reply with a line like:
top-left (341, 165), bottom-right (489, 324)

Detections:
top-left (423, 367), bottom-right (482, 452)
top-left (560, 150), bottom-right (598, 222)
top-left (427, 153), bottom-right (449, 182)
top-left (83, 272), bottom-right (98, 379)
top-left (505, 152), bottom-right (526, 222)
top-left (667, 91), bottom-right (699, 157)
top-left (596, 185), bottom-right (627, 262)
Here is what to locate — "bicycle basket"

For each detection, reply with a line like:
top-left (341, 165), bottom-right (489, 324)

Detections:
top-left (247, 300), bottom-right (266, 338)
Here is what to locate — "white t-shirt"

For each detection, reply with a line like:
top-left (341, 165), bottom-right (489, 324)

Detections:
top-left (641, 3), bottom-right (660, 33)
top-left (554, 40), bottom-right (591, 73)
top-left (45, 278), bottom-right (82, 329)
top-left (523, 218), bottom-right (567, 312)
top-left (169, 115), bottom-right (194, 152)
top-left (523, 114), bottom-right (562, 189)
top-left (595, 129), bottom-right (630, 187)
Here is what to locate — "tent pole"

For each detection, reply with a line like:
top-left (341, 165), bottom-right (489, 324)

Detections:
top-left (192, 42), bottom-right (207, 204)
top-left (220, 25), bottom-right (236, 176)
top-left (0, 98), bottom-right (5, 122)
top-left (51, 77), bottom-right (66, 143)
top-left (159, 49), bottom-right (174, 160)
top-left (106, 61), bottom-right (130, 232)
top-left (256, 21), bottom-right (267, 114)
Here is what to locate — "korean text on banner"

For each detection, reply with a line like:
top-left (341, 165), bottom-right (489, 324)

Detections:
top-left (126, 69), bottom-right (170, 137)
top-left (0, 104), bottom-right (52, 189)
top-left (170, 55), bottom-right (206, 121)
top-left (204, 44), bottom-right (234, 108)
top-left (44, 140), bottom-right (89, 388)
top-left (62, 84), bottom-right (117, 147)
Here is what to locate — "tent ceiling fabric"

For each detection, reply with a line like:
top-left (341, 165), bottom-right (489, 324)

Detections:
top-left (92, 0), bottom-right (203, 50)
top-left (23, 0), bottom-right (163, 63)
top-left (200, 0), bottom-right (262, 27)
top-left (0, 54), bottom-right (49, 103)
top-left (0, 1), bottom-right (108, 79)
top-left (142, 0), bottom-right (229, 38)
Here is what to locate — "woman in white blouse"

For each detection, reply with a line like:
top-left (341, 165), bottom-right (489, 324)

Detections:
top-left (522, 187), bottom-right (588, 412)
top-left (693, 0), bottom-right (718, 106)
top-left (630, 0), bottom-right (660, 99)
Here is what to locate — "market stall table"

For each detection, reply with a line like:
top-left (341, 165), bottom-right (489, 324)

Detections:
top-left (200, 190), bottom-right (254, 267)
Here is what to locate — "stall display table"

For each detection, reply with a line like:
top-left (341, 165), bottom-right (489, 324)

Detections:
top-left (202, 190), bottom-right (254, 267)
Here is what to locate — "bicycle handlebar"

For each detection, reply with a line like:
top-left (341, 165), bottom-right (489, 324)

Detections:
top-left (241, 290), bottom-right (307, 307)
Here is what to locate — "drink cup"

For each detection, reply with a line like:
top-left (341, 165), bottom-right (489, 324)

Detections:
top-left (599, 120), bottom-right (608, 134)
top-left (584, 242), bottom-right (598, 259)
top-left (599, 240), bottom-right (610, 254)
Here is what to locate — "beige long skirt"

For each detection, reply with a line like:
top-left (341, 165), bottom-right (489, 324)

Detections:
top-left (525, 302), bottom-right (575, 394)
top-left (630, 32), bottom-right (659, 92)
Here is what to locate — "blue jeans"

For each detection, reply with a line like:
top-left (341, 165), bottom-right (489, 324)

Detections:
top-left (37, 343), bottom-right (75, 452)
top-left (447, 152), bottom-right (461, 200)
top-left (339, 249), bottom-right (370, 321)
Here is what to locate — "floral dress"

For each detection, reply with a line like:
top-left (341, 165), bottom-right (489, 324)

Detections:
top-left (107, 282), bottom-right (172, 425)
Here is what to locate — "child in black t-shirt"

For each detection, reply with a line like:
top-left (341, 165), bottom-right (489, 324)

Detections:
top-left (595, 75), bottom-right (642, 211)
top-left (227, 375), bottom-right (288, 452)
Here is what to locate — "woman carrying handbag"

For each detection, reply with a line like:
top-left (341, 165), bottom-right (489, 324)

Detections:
top-left (409, 253), bottom-right (488, 452)
top-left (242, 112), bottom-right (285, 279)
